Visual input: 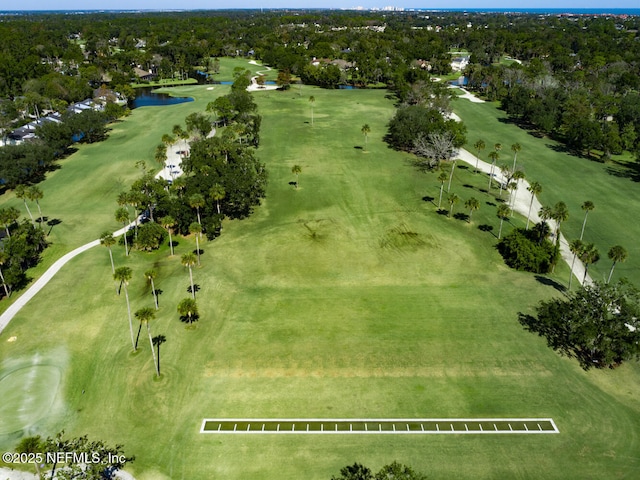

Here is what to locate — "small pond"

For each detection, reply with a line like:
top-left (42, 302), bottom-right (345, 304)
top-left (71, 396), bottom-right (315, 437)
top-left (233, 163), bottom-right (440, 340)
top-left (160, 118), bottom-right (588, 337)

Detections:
top-left (132, 88), bottom-right (194, 108)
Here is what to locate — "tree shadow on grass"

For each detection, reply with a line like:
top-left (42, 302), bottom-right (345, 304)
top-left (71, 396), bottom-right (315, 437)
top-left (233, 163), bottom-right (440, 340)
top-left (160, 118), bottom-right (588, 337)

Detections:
top-left (462, 184), bottom-right (474, 189)
top-left (436, 209), bottom-right (448, 216)
top-left (486, 201), bottom-right (497, 207)
top-left (46, 218), bottom-right (62, 235)
top-left (422, 195), bottom-right (435, 204)
top-left (479, 224), bottom-right (496, 237)
top-left (180, 313), bottom-right (200, 324)
top-left (453, 212), bottom-right (469, 222)
top-left (187, 284), bottom-right (200, 296)
top-left (169, 240), bottom-right (179, 249)
top-left (534, 275), bottom-right (567, 293)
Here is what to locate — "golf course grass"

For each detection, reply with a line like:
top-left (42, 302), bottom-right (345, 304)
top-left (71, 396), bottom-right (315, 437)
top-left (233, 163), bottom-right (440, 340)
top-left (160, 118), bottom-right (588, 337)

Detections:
top-left (1, 71), bottom-right (639, 479)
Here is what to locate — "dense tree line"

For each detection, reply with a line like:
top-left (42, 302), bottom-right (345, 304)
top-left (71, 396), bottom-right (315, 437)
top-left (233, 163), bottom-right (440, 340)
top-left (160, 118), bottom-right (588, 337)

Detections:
top-left (1, 10), bottom-right (639, 158)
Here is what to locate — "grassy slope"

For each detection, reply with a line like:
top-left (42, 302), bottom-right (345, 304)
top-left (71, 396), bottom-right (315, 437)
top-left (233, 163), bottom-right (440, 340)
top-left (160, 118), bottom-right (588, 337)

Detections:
top-left (454, 97), bottom-right (640, 285)
top-left (0, 85), bottom-right (639, 479)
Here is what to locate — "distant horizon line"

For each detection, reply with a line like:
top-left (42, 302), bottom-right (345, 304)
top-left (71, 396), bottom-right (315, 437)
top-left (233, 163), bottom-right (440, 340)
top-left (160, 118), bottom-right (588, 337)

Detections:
top-left (1, 7), bottom-right (639, 14)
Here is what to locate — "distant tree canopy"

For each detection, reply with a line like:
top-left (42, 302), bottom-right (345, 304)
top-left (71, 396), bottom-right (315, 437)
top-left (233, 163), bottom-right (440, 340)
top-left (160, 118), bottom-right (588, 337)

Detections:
top-left (518, 280), bottom-right (640, 370)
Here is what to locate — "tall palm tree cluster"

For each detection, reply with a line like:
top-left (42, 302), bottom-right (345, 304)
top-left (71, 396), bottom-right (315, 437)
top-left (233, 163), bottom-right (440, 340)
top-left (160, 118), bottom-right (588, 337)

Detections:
top-left (98, 88), bottom-right (267, 378)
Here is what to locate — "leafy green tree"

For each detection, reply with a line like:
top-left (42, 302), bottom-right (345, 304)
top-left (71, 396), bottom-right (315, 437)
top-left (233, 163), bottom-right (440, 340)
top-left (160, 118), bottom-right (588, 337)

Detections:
top-left (526, 181), bottom-right (542, 230)
top-left (0, 206), bottom-right (20, 238)
top-left (135, 307), bottom-right (159, 377)
top-left (114, 266), bottom-right (136, 352)
top-left (374, 461), bottom-right (427, 480)
top-left (134, 222), bottom-right (166, 251)
top-left (518, 280), bottom-right (640, 370)
top-left (99, 231), bottom-right (116, 275)
top-left (41, 431), bottom-right (134, 479)
top-left (361, 124), bottom-right (371, 150)
top-left (607, 245), bottom-right (628, 284)
top-left (497, 203), bottom-right (511, 239)
top-left (181, 252), bottom-right (197, 299)
top-left (291, 164), bottom-right (302, 189)
top-left (177, 297), bottom-right (199, 323)
top-left (465, 197), bottom-right (480, 223)
top-left (331, 462), bottom-right (373, 480)
top-left (579, 200), bottom-right (595, 241)
top-left (145, 269), bottom-right (159, 310)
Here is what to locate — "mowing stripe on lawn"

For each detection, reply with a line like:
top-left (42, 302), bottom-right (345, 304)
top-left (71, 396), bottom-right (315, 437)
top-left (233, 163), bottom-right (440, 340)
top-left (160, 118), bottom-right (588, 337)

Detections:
top-left (200, 418), bottom-right (559, 434)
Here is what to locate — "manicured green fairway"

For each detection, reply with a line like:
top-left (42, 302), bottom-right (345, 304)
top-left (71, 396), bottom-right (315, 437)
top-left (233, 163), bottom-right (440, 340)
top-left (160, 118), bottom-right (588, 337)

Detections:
top-left (453, 96), bottom-right (640, 285)
top-left (1, 81), bottom-right (639, 479)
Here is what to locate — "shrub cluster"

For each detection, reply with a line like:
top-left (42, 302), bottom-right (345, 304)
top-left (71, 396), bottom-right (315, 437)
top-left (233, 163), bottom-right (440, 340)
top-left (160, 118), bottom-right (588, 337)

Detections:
top-left (497, 225), bottom-right (558, 273)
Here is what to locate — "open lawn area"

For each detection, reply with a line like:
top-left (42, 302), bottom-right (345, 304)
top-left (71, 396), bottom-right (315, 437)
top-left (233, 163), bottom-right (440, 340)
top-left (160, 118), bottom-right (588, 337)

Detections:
top-left (1, 81), bottom-right (639, 479)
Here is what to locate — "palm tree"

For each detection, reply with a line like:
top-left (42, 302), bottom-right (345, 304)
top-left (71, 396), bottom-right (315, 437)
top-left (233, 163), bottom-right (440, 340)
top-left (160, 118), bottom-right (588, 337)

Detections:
top-left (309, 95), bottom-right (315, 126)
top-left (114, 207), bottom-right (130, 256)
top-left (135, 307), bottom-right (159, 377)
top-left (538, 205), bottom-right (553, 243)
top-left (497, 204), bottom-right (511, 239)
top-left (172, 123), bottom-right (188, 153)
top-left (291, 165), bottom-right (302, 189)
top-left (510, 170), bottom-right (526, 211)
top-left (447, 193), bottom-right (459, 218)
top-left (437, 171), bottom-right (448, 208)
top-left (579, 201), bottom-right (595, 241)
top-left (568, 239), bottom-right (585, 290)
top-left (99, 232), bottom-right (116, 275)
top-left (526, 181), bottom-right (542, 230)
top-left (0, 206), bottom-right (20, 238)
top-left (487, 151), bottom-right (499, 190)
top-left (0, 251), bottom-right (11, 298)
top-left (161, 133), bottom-right (175, 148)
top-left (154, 144), bottom-right (167, 174)
top-left (181, 252), bottom-right (197, 299)
top-left (552, 201), bottom-right (569, 240)
top-left (446, 158), bottom-right (457, 193)
top-left (145, 270), bottom-right (159, 310)
top-left (607, 245), bottom-right (628, 284)
top-left (152, 335), bottom-right (167, 375)
top-left (178, 297), bottom-right (199, 323)
top-left (160, 216), bottom-right (176, 256)
top-left (511, 143), bottom-right (521, 171)
top-left (14, 184), bottom-right (34, 223)
top-left (465, 197), bottom-right (480, 223)
top-left (27, 186), bottom-right (44, 227)
top-left (498, 164), bottom-right (510, 197)
top-left (210, 184), bottom-right (225, 214)
top-left (190, 222), bottom-right (202, 265)
top-left (579, 243), bottom-right (600, 284)
top-left (361, 124), bottom-right (371, 150)
top-left (473, 139), bottom-right (485, 174)
top-left (114, 266), bottom-right (136, 352)
top-left (189, 193), bottom-right (205, 226)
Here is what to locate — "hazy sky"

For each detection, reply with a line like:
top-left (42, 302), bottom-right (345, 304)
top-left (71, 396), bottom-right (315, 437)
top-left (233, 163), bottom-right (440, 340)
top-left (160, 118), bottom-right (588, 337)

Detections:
top-left (8, 0), bottom-right (640, 11)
